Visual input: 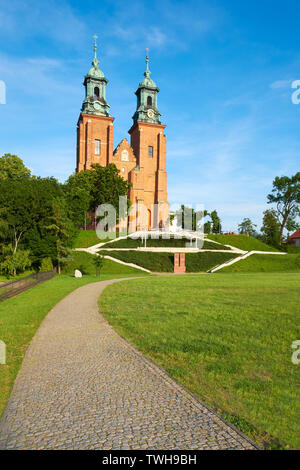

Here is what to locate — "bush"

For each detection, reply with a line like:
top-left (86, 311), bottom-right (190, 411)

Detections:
top-left (39, 257), bottom-right (53, 272)
top-left (0, 248), bottom-right (32, 277)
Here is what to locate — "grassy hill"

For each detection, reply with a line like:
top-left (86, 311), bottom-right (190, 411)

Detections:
top-left (207, 234), bottom-right (279, 252)
top-left (65, 251), bottom-right (146, 276)
top-left (100, 250), bottom-right (239, 272)
top-left (219, 253), bottom-right (300, 273)
top-left (73, 230), bottom-right (105, 248)
top-left (73, 230), bottom-right (130, 248)
top-left (101, 236), bottom-right (230, 250)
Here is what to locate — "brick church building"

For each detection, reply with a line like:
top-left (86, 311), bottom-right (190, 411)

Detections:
top-left (76, 38), bottom-right (168, 230)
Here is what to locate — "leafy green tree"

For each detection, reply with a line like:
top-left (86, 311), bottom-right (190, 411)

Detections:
top-left (0, 208), bottom-right (8, 256)
top-left (238, 218), bottom-right (257, 236)
top-left (173, 206), bottom-right (203, 231)
top-left (211, 210), bottom-right (222, 233)
top-left (45, 199), bottom-right (73, 274)
top-left (64, 170), bottom-right (95, 228)
top-left (0, 246), bottom-right (31, 277)
top-left (0, 154), bottom-right (31, 179)
top-left (0, 176), bottom-right (66, 256)
top-left (0, 178), bottom-right (39, 253)
top-left (39, 257), bottom-right (54, 272)
top-left (65, 164), bottom-right (131, 229)
top-left (93, 253), bottom-right (104, 277)
top-left (204, 221), bottom-right (212, 234)
top-left (90, 164), bottom-right (131, 220)
top-left (260, 209), bottom-right (281, 247)
top-left (267, 173), bottom-right (300, 244)
top-left (286, 217), bottom-right (300, 234)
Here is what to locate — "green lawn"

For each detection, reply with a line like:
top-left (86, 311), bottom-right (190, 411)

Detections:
top-left (99, 250), bottom-right (239, 272)
top-left (99, 273), bottom-right (300, 449)
top-left (207, 234), bottom-right (279, 252)
top-left (72, 230), bottom-right (106, 248)
top-left (73, 230), bottom-right (128, 248)
top-left (220, 254), bottom-right (300, 273)
top-left (0, 260), bottom-right (147, 419)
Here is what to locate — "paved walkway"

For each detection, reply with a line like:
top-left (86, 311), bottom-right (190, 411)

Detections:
top-left (0, 278), bottom-right (257, 450)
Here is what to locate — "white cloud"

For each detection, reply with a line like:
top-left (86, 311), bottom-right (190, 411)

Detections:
top-left (270, 79), bottom-right (291, 89)
top-left (0, 53), bottom-right (79, 98)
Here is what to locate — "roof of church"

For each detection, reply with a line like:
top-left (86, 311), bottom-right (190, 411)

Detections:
top-left (113, 138), bottom-right (129, 155)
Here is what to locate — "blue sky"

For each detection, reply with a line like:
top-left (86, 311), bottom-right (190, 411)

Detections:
top-left (0, 0), bottom-right (299, 231)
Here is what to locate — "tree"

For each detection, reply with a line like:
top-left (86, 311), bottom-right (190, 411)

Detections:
top-left (211, 210), bottom-right (222, 233)
top-left (93, 253), bottom-right (104, 277)
top-left (64, 170), bottom-right (95, 228)
top-left (0, 154), bottom-right (31, 179)
top-left (238, 218), bottom-right (257, 236)
top-left (90, 164), bottom-right (131, 220)
top-left (65, 164), bottom-right (131, 229)
top-left (172, 206), bottom-right (204, 231)
top-left (39, 257), bottom-right (54, 272)
top-left (260, 209), bottom-right (280, 247)
top-left (204, 220), bottom-right (212, 234)
top-left (0, 178), bottom-right (40, 254)
top-left (0, 176), bottom-right (67, 257)
top-left (0, 245), bottom-right (31, 278)
top-left (267, 173), bottom-right (300, 244)
top-left (286, 217), bottom-right (300, 234)
top-left (45, 199), bottom-right (73, 274)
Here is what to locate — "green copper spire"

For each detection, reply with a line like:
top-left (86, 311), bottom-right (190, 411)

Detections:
top-left (81, 35), bottom-right (110, 116)
top-left (92, 34), bottom-right (99, 69)
top-left (132, 49), bottom-right (161, 124)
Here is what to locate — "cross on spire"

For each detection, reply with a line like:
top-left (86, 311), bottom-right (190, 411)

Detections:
top-left (145, 48), bottom-right (150, 77)
top-left (92, 34), bottom-right (99, 69)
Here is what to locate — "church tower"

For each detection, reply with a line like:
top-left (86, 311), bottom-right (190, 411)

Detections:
top-left (128, 50), bottom-right (168, 228)
top-left (76, 36), bottom-right (114, 172)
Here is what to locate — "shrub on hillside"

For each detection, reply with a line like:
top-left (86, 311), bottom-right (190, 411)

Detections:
top-left (39, 257), bottom-right (53, 272)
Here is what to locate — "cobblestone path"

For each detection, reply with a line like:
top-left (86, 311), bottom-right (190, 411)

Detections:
top-left (0, 278), bottom-right (257, 450)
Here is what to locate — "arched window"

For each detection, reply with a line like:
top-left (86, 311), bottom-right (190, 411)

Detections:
top-left (147, 95), bottom-right (152, 106)
top-left (94, 87), bottom-right (100, 100)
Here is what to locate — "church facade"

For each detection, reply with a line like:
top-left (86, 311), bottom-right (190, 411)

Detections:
top-left (76, 39), bottom-right (168, 230)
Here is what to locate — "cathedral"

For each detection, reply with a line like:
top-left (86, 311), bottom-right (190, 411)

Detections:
top-left (76, 37), bottom-right (169, 230)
